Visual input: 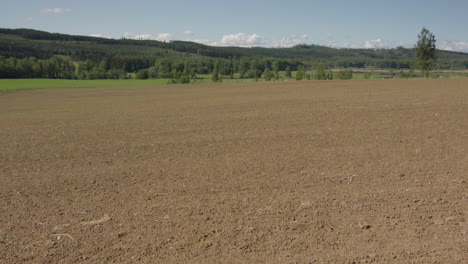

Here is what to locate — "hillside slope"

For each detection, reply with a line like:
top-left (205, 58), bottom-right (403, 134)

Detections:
top-left (1, 28), bottom-right (468, 69)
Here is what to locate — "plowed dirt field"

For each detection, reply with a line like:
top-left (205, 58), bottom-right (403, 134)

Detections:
top-left (1, 79), bottom-right (467, 263)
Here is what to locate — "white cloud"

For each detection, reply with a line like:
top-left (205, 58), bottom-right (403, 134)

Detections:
top-left (130, 33), bottom-right (153, 40)
top-left (189, 39), bottom-right (212, 45)
top-left (123, 32), bottom-right (174, 41)
top-left (208, 33), bottom-right (309, 47)
top-left (120, 31), bottom-right (464, 53)
top-left (40, 8), bottom-right (71, 14)
top-left (332, 39), bottom-right (411, 50)
top-left (440, 40), bottom-right (468, 52)
top-left (271, 34), bottom-right (309, 47)
top-left (120, 31), bottom-right (310, 48)
top-left (156, 33), bottom-right (173, 41)
top-left (216, 33), bottom-right (266, 47)
top-left (124, 32), bottom-right (141, 39)
top-left (364, 39), bottom-right (386, 49)
top-left (89, 34), bottom-right (103, 38)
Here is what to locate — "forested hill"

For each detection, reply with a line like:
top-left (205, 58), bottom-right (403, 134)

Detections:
top-left (2, 28), bottom-right (468, 70)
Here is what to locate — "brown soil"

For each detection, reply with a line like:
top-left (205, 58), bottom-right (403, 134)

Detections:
top-left (1, 79), bottom-right (467, 263)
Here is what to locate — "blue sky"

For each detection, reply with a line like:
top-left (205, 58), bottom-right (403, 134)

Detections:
top-left (2, 0), bottom-right (468, 52)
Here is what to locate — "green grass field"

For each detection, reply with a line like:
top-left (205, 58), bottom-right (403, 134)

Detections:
top-left (2, 70), bottom-right (467, 93)
top-left (0, 76), bottom-right (262, 93)
top-left (0, 79), bottom-right (174, 93)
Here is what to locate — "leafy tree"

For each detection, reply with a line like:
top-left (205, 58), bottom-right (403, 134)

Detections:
top-left (107, 69), bottom-right (126, 79)
top-left (416, 27), bottom-right (437, 78)
top-left (212, 60), bottom-right (220, 82)
top-left (190, 67), bottom-right (197, 80)
top-left (173, 61), bottom-right (184, 73)
top-left (247, 58), bottom-right (261, 80)
top-left (315, 64), bottom-right (327, 80)
top-left (76, 60), bottom-right (94, 79)
top-left (295, 65), bottom-right (304, 80)
top-left (99, 59), bottom-right (109, 71)
top-left (179, 75), bottom-right (190, 84)
top-left (135, 69), bottom-right (149, 79)
top-left (337, 68), bottom-right (352, 79)
top-left (92, 67), bottom-right (107, 79)
top-left (346, 69), bottom-right (352, 79)
top-left (272, 61), bottom-right (280, 80)
top-left (263, 68), bottom-right (273, 81)
top-left (156, 59), bottom-right (172, 78)
top-left (48, 56), bottom-right (75, 79)
top-left (148, 66), bottom-right (158, 78)
top-left (285, 65), bottom-right (291, 78)
top-left (183, 59), bottom-right (190, 75)
top-left (238, 57), bottom-right (249, 78)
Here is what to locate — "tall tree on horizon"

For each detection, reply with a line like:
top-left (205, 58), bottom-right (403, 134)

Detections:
top-left (212, 60), bottom-right (220, 82)
top-left (415, 27), bottom-right (437, 78)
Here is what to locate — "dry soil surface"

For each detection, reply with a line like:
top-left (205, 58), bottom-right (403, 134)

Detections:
top-left (0, 79), bottom-right (467, 263)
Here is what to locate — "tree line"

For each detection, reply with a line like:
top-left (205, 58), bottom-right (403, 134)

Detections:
top-left (0, 55), bottom-right (304, 80)
top-left (0, 54), bottom-right (358, 82)
top-left (0, 27), bottom-right (465, 80)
